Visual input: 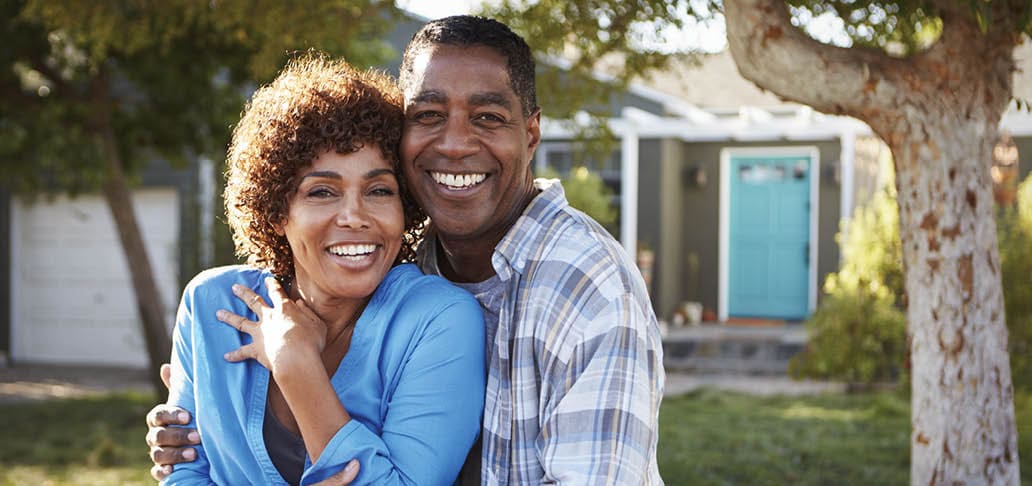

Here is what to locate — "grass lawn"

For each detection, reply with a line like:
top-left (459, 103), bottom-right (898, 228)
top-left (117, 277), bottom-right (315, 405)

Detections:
top-left (657, 389), bottom-right (1032, 485)
top-left (0, 389), bottom-right (1028, 485)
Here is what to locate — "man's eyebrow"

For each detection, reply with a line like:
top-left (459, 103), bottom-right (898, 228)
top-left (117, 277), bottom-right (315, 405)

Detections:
top-left (469, 92), bottom-right (512, 110)
top-left (411, 91), bottom-right (447, 104)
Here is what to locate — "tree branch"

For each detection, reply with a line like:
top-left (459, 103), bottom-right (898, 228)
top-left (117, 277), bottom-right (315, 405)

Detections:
top-left (723, 0), bottom-right (907, 120)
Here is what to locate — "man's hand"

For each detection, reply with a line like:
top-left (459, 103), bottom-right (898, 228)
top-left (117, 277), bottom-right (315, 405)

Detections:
top-left (146, 363), bottom-right (200, 481)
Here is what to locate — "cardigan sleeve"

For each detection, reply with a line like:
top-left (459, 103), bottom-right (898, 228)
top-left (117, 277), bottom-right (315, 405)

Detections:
top-left (162, 284), bottom-right (217, 486)
top-left (300, 296), bottom-right (486, 486)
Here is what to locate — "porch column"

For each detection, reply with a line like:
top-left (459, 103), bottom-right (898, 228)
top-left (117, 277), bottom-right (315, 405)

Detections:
top-left (620, 130), bottom-right (639, 258)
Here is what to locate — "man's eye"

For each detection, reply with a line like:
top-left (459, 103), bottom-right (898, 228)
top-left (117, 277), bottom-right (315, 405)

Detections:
top-left (414, 111), bottom-right (444, 123)
top-left (474, 113), bottom-right (505, 124)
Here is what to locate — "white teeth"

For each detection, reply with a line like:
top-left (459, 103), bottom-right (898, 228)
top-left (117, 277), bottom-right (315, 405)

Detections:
top-left (431, 172), bottom-right (487, 190)
top-left (328, 244), bottom-right (376, 258)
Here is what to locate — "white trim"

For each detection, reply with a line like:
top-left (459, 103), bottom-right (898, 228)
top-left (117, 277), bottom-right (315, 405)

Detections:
top-left (541, 113), bottom-right (872, 142)
top-left (718, 146), bottom-right (821, 321)
top-left (620, 131), bottom-right (639, 258)
top-left (9, 196), bottom-right (21, 363)
top-left (839, 130), bottom-right (856, 250)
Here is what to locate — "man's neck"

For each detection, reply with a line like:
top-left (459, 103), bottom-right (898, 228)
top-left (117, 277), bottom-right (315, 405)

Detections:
top-left (435, 236), bottom-right (498, 283)
top-left (435, 186), bottom-right (539, 283)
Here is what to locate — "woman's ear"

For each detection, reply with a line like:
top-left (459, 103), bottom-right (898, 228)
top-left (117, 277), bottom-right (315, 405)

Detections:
top-left (272, 216), bottom-right (286, 236)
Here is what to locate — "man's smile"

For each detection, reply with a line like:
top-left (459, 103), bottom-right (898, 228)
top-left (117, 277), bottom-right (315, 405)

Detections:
top-left (430, 171), bottom-right (489, 191)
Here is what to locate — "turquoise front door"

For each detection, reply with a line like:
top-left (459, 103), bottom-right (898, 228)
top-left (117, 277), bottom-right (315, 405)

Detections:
top-left (728, 155), bottom-right (812, 320)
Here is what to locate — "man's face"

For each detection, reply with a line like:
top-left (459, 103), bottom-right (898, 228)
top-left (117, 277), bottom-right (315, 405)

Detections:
top-left (401, 44), bottom-right (540, 244)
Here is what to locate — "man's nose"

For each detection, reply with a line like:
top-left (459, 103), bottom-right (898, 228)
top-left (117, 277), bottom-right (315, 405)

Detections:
top-left (434, 116), bottom-right (479, 160)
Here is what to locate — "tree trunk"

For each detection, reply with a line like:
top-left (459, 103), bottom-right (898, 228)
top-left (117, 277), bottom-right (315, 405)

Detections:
top-left (98, 126), bottom-right (172, 399)
top-left (893, 118), bottom-right (1019, 484)
top-left (723, 0), bottom-right (1020, 483)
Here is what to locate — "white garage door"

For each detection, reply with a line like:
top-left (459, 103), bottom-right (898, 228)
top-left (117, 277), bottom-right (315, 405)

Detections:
top-left (11, 189), bottom-right (179, 367)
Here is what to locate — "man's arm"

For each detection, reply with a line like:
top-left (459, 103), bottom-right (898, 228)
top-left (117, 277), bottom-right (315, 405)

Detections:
top-left (537, 293), bottom-right (665, 484)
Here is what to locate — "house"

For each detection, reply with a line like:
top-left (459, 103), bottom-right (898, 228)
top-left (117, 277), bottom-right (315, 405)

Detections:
top-left (4, 16), bottom-right (1031, 367)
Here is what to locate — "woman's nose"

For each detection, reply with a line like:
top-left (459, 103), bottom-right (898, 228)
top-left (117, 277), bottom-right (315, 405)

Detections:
top-left (335, 194), bottom-right (371, 229)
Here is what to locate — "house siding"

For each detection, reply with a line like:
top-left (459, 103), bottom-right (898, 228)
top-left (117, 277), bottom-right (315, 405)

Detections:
top-left (0, 189), bottom-right (9, 361)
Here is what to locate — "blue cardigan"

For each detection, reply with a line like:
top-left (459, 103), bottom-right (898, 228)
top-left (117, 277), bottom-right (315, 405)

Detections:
top-left (164, 264), bottom-right (485, 485)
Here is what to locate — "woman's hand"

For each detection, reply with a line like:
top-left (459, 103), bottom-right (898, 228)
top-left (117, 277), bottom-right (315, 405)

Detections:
top-left (218, 277), bottom-right (327, 374)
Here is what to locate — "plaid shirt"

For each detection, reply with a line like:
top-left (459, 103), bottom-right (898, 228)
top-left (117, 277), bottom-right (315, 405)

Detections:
top-left (421, 179), bottom-right (665, 485)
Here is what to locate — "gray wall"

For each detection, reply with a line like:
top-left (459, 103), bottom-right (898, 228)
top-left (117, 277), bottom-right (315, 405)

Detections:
top-left (0, 189), bottom-right (9, 359)
top-left (1012, 135), bottom-right (1032, 183)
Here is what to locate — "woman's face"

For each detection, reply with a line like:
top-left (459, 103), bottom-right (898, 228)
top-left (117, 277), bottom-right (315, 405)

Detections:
top-left (278, 146), bottom-right (404, 303)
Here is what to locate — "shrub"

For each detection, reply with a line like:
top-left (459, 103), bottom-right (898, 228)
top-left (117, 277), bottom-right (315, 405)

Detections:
top-left (793, 171), bottom-right (1032, 389)
top-left (790, 182), bottom-right (907, 384)
top-left (999, 174), bottom-right (1032, 391)
top-left (537, 166), bottom-right (617, 228)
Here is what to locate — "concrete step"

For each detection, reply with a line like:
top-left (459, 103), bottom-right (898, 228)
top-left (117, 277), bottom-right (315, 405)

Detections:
top-left (662, 323), bottom-right (807, 375)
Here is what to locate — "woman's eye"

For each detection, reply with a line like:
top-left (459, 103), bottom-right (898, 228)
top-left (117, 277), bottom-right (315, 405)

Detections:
top-left (370, 187), bottom-right (396, 197)
top-left (306, 187), bottom-right (335, 198)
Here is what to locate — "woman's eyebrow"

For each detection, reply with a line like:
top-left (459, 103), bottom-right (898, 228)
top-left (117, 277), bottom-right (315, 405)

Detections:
top-left (300, 170), bottom-right (341, 181)
top-left (364, 168), bottom-right (396, 179)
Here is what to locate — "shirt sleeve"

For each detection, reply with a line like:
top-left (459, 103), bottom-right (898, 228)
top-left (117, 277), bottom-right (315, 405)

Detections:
top-left (162, 285), bottom-right (216, 486)
top-left (537, 292), bottom-right (664, 485)
top-left (301, 297), bottom-right (486, 486)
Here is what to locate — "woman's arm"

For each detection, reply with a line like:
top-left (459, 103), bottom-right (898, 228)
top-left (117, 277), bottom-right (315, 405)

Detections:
top-left (163, 284), bottom-right (216, 485)
top-left (220, 278), bottom-right (350, 462)
top-left (221, 280), bottom-right (485, 485)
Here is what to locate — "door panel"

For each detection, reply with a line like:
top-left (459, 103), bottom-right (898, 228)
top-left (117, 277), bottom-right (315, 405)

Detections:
top-left (728, 155), bottom-right (811, 320)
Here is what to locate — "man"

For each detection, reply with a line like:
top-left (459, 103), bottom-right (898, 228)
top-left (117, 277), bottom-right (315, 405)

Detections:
top-left (148, 15), bottom-right (664, 484)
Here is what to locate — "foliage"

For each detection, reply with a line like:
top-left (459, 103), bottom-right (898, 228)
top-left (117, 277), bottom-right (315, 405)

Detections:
top-left (999, 174), bottom-right (1032, 391)
top-left (537, 166), bottom-right (617, 229)
top-left (791, 175), bottom-right (906, 384)
top-left (0, 0), bottom-right (396, 193)
top-left (794, 170), bottom-right (1032, 389)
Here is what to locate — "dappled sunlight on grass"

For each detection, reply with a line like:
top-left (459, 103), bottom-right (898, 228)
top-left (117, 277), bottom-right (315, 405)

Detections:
top-left (780, 403), bottom-right (870, 422)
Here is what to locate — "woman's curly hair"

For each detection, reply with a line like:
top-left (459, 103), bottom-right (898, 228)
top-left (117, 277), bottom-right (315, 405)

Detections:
top-left (224, 54), bottom-right (425, 280)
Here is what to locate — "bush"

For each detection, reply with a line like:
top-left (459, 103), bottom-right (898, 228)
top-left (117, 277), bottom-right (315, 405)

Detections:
top-left (999, 174), bottom-right (1032, 391)
top-left (537, 166), bottom-right (617, 229)
top-left (790, 183), bottom-right (907, 384)
top-left (793, 171), bottom-right (1032, 389)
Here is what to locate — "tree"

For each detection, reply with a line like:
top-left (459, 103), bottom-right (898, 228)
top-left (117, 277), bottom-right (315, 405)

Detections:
top-left (722, 0), bottom-right (1028, 483)
top-left (1, 0), bottom-right (397, 396)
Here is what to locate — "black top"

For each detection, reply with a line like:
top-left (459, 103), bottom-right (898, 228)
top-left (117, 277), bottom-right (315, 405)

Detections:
top-left (263, 402), bottom-right (306, 485)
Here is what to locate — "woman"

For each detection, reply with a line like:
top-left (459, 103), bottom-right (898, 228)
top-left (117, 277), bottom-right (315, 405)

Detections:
top-left (164, 55), bottom-right (485, 485)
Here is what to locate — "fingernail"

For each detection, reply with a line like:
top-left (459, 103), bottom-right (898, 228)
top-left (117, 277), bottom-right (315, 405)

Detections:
top-left (216, 310), bottom-right (227, 320)
top-left (162, 465), bottom-right (172, 474)
top-left (346, 460), bottom-right (357, 472)
top-left (188, 431), bottom-right (200, 442)
top-left (183, 448), bottom-right (197, 460)
top-left (224, 352), bottom-right (232, 360)
top-left (177, 411), bottom-right (189, 423)
top-left (232, 284), bottom-right (242, 294)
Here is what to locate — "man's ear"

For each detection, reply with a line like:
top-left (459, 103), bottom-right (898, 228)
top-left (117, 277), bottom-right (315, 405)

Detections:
top-left (526, 108), bottom-right (542, 160)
